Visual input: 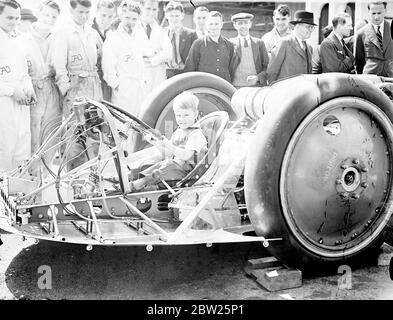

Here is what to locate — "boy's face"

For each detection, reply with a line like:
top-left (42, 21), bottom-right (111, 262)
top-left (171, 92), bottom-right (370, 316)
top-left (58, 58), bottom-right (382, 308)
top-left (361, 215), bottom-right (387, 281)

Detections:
top-left (174, 107), bottom-right (197, 129)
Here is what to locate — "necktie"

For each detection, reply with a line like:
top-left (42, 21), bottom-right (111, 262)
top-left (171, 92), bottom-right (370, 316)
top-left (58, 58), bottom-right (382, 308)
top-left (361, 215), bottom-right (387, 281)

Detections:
top-left (341, 39), bottom-right (350, 57)
top-left (303, 41), bottom-right (310, 73)
top-left (376, 25), bottom-right (383, 50)
top-left (171, 32), bottom-right (180, 64)
top-left (244, 37), bottom-right (249, 48)
top-left (146, 24), bottom-right (152, 39)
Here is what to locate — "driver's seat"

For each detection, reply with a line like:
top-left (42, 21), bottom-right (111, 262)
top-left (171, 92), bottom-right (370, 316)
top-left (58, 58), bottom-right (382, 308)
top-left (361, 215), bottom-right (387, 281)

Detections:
top-left (176, 111), bottom-right (229, 187)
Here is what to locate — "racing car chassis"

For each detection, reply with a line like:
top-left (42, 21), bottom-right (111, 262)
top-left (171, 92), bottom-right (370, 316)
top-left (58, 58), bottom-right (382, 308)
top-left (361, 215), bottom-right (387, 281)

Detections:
top-left (2, 72), bottom-right (393, 268)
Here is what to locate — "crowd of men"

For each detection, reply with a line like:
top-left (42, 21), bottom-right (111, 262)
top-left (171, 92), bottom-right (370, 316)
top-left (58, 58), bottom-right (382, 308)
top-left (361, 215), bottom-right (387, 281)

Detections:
top-left (0, 0), bottom-right (392, 174)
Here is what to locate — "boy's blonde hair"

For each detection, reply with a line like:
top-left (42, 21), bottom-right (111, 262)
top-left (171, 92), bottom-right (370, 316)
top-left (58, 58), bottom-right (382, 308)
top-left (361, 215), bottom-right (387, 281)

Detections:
top-left (173, 91), bottom-right (199, 112)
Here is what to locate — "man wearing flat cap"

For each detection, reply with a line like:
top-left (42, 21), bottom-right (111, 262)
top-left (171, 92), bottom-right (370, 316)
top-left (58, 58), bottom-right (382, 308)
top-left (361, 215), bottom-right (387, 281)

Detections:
top-left (267, 10), bottom-right (315, 83)
top-left (230, 12), bottom-right (269, 87)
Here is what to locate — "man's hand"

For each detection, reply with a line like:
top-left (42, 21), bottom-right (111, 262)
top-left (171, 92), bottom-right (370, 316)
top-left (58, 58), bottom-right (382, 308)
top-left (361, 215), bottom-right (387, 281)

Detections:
top-left (26, 90), bottom-right (37, 105)
top-left (247, 75), bottom-right (259, 85)
top-left (12, 87), bottom-right (29, 105)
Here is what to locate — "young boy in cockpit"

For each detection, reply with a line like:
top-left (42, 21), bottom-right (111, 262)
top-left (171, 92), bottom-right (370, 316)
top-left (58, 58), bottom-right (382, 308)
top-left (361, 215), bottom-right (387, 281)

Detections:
top-left (131, 91), bottom-right (207, 191)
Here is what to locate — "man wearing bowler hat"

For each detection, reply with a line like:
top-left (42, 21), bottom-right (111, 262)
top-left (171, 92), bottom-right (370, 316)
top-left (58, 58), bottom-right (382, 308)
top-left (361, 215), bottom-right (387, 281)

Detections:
top-left (267, 10), bottom-right (316, 83)
top-left (230, 12), bottom-right (269, 87)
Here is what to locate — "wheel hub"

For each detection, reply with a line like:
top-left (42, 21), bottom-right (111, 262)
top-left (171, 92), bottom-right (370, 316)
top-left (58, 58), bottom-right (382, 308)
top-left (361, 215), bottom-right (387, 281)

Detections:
top-left (280, 97), bottom-right (393, 258)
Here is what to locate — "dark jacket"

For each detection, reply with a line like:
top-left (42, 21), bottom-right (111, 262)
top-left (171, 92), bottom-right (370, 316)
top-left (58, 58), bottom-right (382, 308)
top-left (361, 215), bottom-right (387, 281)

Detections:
top-left (320, 32), bottom-right (354, 73)
top-left (184, 35), bottom-right (237, 83)
top-left (165, 27), bottom-right (198, 64)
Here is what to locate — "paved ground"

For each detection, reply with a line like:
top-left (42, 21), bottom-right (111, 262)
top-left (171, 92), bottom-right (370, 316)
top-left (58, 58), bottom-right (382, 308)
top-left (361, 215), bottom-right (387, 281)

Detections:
top-left (1, 229), bottom-right (393, 300)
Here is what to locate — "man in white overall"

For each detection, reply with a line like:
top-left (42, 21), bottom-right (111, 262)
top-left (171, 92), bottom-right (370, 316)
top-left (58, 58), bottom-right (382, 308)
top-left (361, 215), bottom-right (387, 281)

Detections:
top-left (51, 0), bottom-right (102, 170)
top-left (0, 0), bottom-right (36, 172)
top-left (51, 0), bottom-right (102, 117)
top-left (137, 0), bottom-right (171, 100)
top-left (102, 0), bottom-right (146, 116)
top-left (18, 1), bottom-right (62, 171)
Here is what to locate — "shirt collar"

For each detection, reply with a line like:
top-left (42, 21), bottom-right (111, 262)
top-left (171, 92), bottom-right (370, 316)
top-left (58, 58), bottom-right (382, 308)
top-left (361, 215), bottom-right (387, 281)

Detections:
top-left (0, 27), bottom-right (15, 39)
top-left (70, 18), bottom-right (92, 35)
top-left (275, 27), bottom-right (291, 37)
top-left (373, 22), bottom-right (384, 35)
top-left (333, 30), bottom-right (343, 41)
top-left (208, 35), bottom-right (221, 43)
top-left (295, 35), bottom-right (306, 49)
top-left (239, 35), bottom-right (251, 44)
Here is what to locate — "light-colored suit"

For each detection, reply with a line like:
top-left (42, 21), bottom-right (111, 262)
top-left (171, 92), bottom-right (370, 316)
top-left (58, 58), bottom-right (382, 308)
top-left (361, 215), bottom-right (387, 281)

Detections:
top-left (319, 32), bottom-right (354, 73)
top-left (355, 20), bottom-right (393, 76)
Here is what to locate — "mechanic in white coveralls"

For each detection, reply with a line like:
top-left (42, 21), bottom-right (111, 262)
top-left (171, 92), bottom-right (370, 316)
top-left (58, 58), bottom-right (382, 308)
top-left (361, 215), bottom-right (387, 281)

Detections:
top-left (51, 0), bottom-right (102, 118)
top-left (137, 0), bottom-right (171, 100)
top-left (51, 0), bottom-right (102, 170)
top-left (0, 0), bottom-right (36, 172)
top-left (18, 1), bottom-right (62, 171)
top-left (102, 0), bottom-right (146, 116)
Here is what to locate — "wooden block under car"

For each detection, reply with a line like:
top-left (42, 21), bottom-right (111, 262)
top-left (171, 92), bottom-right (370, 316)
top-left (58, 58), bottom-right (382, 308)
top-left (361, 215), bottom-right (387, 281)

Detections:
top-left (244, 256), bottom-right (282, 276)
top-left (251, 266), bottom-right (302, 292)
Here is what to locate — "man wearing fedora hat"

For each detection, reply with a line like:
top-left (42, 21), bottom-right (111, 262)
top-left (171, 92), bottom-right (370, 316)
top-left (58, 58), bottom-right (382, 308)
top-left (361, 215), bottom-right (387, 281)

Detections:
top-left (267, 10), bottom-right (315, 83)
top-left (230, 12), bottom-right (269, 88)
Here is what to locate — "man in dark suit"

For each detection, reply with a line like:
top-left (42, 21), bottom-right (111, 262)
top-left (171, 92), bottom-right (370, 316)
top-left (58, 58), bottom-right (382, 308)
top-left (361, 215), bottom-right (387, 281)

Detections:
top-left (267, 10), bottom-right (316, 83)
top-left (164, 1), bottom-right (197, 78)
top-left (230, 13), bottom-right (269, 88)
top-left (355, 2), bottom-right (393, 76)
top-left (319, 12), bottom-right (354, 73)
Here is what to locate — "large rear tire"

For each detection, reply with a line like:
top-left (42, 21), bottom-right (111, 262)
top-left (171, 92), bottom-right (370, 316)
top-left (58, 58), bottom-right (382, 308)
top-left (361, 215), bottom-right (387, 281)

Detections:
top-left (244, 73), bottom-right (393, 269)
top-left (132, 72), bottom-right (237, 152)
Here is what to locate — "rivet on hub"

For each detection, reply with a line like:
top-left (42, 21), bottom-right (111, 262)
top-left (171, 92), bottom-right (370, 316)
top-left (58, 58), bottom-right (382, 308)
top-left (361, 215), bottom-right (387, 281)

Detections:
top-left (319, 238), bottom-right (323, 244)
top-left (335, 240), bottom-right (343, 246)
top-left (361, 167), bottom-right (368, 172)
top-left (339, 192), bottom-right (349, 198)
top-left (341, 164), bottom-right (349, 170)
top-left (351, 233), bottom-right (358, 239)
top-left (351, 194), bottom-right (360, 200)
top-left (335, 179), bottom-right (342, 185)
top-left (352, 159), bottom-right (360, 165)
top-left (361, 182), bottom-right (368, 188)
top-left (387, 171), bottom-right (391, 175)
top-left (376, 208), bottom-right (380, 213)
